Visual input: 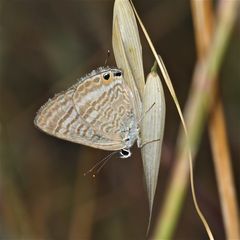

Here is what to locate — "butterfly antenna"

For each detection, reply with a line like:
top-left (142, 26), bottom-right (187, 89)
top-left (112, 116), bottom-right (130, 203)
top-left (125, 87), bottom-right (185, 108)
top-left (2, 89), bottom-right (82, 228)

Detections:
top-left (138, 102), bottom-right (156, 124)
top-left (95, 154), bottom-right (113, 174)
top-left (83, 151), bottom-right (117, 177)
top-left (104, 50), bottom-right (111, 66)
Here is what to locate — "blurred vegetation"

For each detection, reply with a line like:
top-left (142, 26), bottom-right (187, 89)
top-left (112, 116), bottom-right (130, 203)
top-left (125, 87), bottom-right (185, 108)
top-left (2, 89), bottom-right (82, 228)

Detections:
top-left (0, 0), bottom-right (239, 239)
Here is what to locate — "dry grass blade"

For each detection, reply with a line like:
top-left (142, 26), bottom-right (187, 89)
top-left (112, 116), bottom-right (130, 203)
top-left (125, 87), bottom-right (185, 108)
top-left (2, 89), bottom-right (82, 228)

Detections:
top-left (112, 0), bottom-right (145, 98)
top-left (141, 67), bottom-right (165, 234)
top-left (129, 1), bottom-right (214, 239)
top-left (153, 0), bottom-right (239, 239)
top-left (209, 100), bottom-right (240, 239)
top-left (112, 0), bottom-right (166, 234)
top-left (191, 1), bottom-right (240, 239)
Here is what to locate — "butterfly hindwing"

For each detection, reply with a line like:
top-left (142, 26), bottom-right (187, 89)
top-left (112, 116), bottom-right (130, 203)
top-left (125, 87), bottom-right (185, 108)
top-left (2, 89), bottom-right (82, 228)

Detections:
top-left (34, 86), bottom-right (124, 150)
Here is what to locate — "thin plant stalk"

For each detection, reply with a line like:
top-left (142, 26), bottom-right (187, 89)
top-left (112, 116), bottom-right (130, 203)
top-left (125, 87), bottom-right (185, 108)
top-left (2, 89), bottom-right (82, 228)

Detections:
top-left (191, 1), bottom-right (240, 239)
top-left (209, 99), bottom-right (240, 239)
top-left (154, 1), bottom-right (239, 239)
top-left (129, 1), bottom-right (213, 239)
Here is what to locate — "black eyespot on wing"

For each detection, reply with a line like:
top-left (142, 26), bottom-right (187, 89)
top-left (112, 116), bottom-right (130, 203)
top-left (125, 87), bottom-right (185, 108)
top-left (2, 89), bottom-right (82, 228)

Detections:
top-left (103, 72), bottom-right (110, 80)
top-left (120, 148), bottom-right (131, 158)
top-left (121, 149), bottom-right (129, 155)
top-left (114, 71), bottom-right (122, 77)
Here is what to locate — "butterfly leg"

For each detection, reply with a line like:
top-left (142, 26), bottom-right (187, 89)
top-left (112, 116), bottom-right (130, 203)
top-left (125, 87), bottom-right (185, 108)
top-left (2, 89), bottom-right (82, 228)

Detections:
top-left (139, 138), bottom-right (161, 148)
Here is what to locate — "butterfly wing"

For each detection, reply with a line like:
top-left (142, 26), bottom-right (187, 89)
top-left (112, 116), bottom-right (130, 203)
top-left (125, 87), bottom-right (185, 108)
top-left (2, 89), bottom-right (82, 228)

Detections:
top-left (34, 86), bottom-right (124, 151)
top-left (35, 67), bottom-right (138, 151)
top-left (72, 68), bottom-right (137, 143)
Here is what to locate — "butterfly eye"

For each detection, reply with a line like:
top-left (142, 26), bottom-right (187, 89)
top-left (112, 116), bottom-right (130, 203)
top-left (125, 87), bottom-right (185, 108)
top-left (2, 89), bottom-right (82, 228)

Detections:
top-left (114, 71), bottom-right (122, 77)
top-left (103, 72), bottom-right (110, 80)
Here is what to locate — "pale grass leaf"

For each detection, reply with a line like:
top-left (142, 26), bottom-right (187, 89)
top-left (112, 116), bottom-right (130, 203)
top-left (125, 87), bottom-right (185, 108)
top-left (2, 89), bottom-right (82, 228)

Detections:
top-left (129, 1), bottom-right (214, 239)
top-left (112, 0), bottom-right (145, 98)
top-left (141, 71), bottom-right (165, 233)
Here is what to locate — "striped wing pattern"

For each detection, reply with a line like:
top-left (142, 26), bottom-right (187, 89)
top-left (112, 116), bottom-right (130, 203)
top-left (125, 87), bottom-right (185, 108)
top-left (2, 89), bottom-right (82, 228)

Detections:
top-left (34, 68), bottom-right (137, 151)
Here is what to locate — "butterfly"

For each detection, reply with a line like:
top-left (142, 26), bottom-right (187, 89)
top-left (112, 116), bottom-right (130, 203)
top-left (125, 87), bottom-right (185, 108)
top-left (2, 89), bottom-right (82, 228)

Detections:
top-left (34, 67), bottom-right (141, 158)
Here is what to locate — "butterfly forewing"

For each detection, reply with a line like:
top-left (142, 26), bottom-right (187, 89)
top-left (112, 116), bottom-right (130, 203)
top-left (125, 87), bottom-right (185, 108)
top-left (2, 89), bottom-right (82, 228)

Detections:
top-left (73, 69), bottom-right (135, 139)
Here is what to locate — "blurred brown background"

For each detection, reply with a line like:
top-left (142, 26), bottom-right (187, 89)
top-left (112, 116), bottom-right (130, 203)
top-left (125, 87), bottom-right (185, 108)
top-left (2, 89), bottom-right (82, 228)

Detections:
top-left (0, 0), bottom-right (239, 239)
